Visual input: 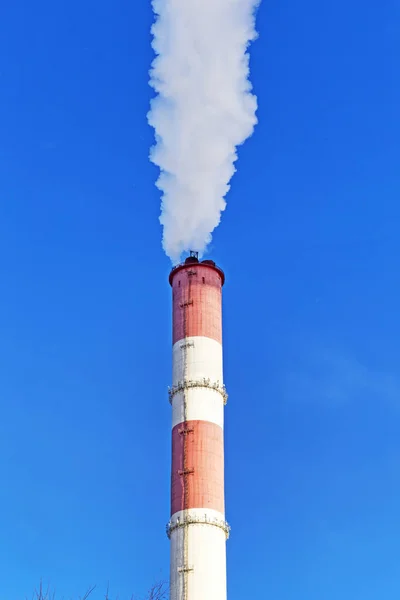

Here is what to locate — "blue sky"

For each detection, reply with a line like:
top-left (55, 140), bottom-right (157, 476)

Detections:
top-left (1, 0), bottom-right (399, 598)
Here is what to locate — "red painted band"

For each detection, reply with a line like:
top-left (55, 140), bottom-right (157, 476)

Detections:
top-left (171, 265), bottom-right (223, 345)
top-left (171, 420), bottom-right (224, 516)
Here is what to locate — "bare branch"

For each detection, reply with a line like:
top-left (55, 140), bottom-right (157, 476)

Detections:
top-left (104, 582), bottom-right (110, 600)
top-left (34, 580), bottom-right (51, 600)
top-left (80, 585), bottom-right (96, 600)
top-left (29, 580), bottom-right (168, 600)
top-left (146, 582), bottom-right (168, 600)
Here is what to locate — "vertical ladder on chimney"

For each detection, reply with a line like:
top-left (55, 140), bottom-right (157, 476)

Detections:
top-left (180, 269), bottom-right (194, 600)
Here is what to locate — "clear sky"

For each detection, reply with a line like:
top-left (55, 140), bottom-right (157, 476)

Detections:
top-left (1, 0), bottom-right (399, 598)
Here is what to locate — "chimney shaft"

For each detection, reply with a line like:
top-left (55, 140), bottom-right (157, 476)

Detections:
top-left (168, 257), bottom-right (228, 600)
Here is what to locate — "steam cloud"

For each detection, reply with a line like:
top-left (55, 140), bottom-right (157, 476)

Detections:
top-left (148, 0), bottom-right (260, 263)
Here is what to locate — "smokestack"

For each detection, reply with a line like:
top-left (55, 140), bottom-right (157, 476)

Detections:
top-left (167, 252), bottom-right (229, 600)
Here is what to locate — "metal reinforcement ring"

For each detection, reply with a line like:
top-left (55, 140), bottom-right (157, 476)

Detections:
top-left (168, 378), bottom-right (228, 405)
top-left (166, 514), bottom-right (231, 540)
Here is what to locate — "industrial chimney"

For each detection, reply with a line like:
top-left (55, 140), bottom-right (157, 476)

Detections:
top-left (167, 252), bottom-right (229, 600)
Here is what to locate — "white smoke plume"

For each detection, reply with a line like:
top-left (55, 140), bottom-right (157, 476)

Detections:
top-left (148, 0), bottom-right (260, 263)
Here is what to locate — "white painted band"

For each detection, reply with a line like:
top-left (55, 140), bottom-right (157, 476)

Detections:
top-left (171, 387), bottom-right (224, 429)
top-left (169, 508), bottom-right (227, 600)
top-left (172, 336), bottom-right (223, 385)
top-left (171, 336), bottom-right (225, 429)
